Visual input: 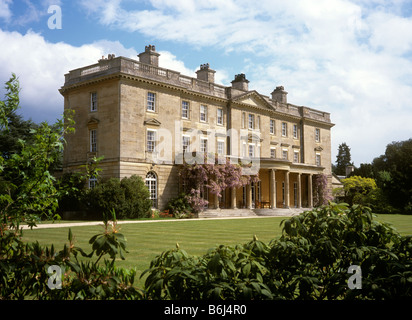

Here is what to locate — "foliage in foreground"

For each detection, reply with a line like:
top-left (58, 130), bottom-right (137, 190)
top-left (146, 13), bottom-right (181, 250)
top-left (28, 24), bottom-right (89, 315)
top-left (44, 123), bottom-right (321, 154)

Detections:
top-left (143, 203), bottom-right (412, 300)
top-left (0, 211), bottom-right (143, 300)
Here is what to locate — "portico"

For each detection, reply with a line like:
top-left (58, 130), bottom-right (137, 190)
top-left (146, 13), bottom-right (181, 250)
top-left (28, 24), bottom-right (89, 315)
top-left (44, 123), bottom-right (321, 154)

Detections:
top-left (212, 161), bottom-right (323, 211)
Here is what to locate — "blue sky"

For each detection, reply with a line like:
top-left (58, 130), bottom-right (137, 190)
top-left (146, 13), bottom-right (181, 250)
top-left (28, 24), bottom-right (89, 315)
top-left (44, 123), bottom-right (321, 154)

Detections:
top-left (1, 0), bottom-right (412, 166)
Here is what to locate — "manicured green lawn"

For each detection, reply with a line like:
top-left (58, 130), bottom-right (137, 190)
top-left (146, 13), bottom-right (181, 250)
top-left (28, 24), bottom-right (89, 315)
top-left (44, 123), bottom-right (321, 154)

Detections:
top-left (20, 214), bottom-right (412, 288)
top-left (21, 217), bottom-right (286, 287)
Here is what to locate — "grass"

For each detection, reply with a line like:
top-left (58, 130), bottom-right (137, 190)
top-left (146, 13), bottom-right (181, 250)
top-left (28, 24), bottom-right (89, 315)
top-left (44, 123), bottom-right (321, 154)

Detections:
top-left (20, 214), bottom-right (412, 288)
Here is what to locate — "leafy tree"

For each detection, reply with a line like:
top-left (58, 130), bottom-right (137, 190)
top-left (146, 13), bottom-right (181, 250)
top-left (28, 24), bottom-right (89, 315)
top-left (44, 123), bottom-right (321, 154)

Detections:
top-left (0, 75), bottom-right (144, 300)
top-left (0, 74), bottom-right (145, 300)
top-left (0, 74), bottom-right (75, 229)
top-left (371, 139), bottom-right (412, 214)
top-left (350, 163), bottom-right (374, 179)
top-left (334, 142), bottom-right (353, 176)
top-left (342, 175), bottom-right (377, 206)
top-left (0, 110), bottom-right (37, 159)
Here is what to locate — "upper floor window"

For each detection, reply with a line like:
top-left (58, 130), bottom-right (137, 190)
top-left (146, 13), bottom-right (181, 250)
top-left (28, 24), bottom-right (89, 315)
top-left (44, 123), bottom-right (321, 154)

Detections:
top-left (270, 148), bottom-right (276, 159)
top-left (147, 130), bottom-right (156, 153)
top-left (90, 92), bottom-right (97, 112)
top-left (147, 92), bottom-right (156, 112)
top-left (217, 140), bottom-right (225, 155)
top-left (200, 105), bottom-right (207, 122)
top-left (315, 128), bottom-right (321, 142)
top-left (282, 122), bottom-right (287, 137)
top-left (182, 101), bottom-right (189, 119)
top-left (90, 129), bottom-right (97, 152)
top-left (200, 137), bottom-right (208, 153)
top-left (217, 108), bottom-right (223, 125)
top-left (293, 124), bottom-right (298, 139)
top-left (242, 142), bottom-right (247, 157)
top-left (248, 114), bottom-right (255, 130)
top-left (316, 153), bottom-right (322, 166)
top-left (293, 151), bottom-right (299, 163)
top-left (248, 144), bottom-right (255, 158)
top-left (270, 119), bottom-right (275, 134)
top-left (282, 149), bottom-right (288, 160)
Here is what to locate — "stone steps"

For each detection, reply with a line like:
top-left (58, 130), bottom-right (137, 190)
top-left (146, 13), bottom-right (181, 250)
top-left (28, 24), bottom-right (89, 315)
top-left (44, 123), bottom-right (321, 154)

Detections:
top-left (198, 207), bottom-right (310, 218)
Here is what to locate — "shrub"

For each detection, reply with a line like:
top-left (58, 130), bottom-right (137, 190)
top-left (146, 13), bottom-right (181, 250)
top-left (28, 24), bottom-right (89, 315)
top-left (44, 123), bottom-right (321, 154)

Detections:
top-left (142, 203), bottom-right (412, 300)
top-left (85, 175), bottom-right (152, 219)
top-left (0, 211), bottom-right (143, 300)
top-left (165, 193), bottom-right (194, 218)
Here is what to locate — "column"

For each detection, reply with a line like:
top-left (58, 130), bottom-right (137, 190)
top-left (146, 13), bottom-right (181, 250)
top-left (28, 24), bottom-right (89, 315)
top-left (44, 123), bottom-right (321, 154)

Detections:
top-left (246, 184), bottom-right (252, 209)
top-left (230, 187), bottom-right (237, 209)
top-left (284, 171), bottom-right (290, 208)
top-left (297, 173), bottom-right (302, 208)
top-left (308, 174), bottom-right (313, 208)
top-left (270, 169), bottom-right (276, 209)
top-left (213, 193), bottom-right (219, 209)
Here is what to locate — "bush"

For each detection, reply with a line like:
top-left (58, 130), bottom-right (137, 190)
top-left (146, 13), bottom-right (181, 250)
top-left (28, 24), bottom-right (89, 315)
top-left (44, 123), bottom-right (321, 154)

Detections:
top-left (165, 193), bottom-right (194, 219)
top-left (142, 203), bottom-right (412, 300)
top-left (0, 211), bottom-right (143, 300)
top-left (85, 175), bottom-right (152, 219)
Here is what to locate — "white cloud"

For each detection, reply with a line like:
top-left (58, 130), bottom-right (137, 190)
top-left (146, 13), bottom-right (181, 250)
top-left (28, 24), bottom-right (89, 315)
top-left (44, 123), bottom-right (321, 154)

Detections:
top-left (0, 29), bottom-right (101, 122)
top-left (0, 0), bottom-right (12, 21)
top-left (0, 29), bottom-right (195, 125)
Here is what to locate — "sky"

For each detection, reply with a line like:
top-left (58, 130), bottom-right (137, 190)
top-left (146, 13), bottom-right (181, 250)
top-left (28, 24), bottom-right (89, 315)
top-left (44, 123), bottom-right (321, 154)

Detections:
top-left (1, 0), bottom-right (412, 166)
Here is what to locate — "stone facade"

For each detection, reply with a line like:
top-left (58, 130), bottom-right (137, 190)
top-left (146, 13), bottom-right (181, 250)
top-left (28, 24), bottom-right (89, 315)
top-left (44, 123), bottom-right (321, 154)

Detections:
top-left (60, 45), bottom-right (334, 210)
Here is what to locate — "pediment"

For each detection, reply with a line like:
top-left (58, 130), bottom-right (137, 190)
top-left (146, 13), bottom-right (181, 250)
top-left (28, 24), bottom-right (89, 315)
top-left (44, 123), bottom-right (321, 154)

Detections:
top-left (144, 118), bottom-right (161, 126)
top-left (232, 91), bottom-right (274, 111)
top-left (87, 117), bottom-right (99, 128)
top-left (248, 133), bottom-right (263, 142)
top-left (314, 146), bottom-right (323, 151)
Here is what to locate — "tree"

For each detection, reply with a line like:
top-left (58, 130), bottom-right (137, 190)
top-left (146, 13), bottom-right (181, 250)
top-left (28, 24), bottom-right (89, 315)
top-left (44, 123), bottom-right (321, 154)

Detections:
top-left (0, 74), bottom-right (75, 229)
top-left (0, 74), bottom-right (144, 300)
top-left (0, 110), bottom-right (37, 159)
top-left (350, 163), bottom-right (374, 179)
top-left (334, 142), bottom-right (353, 176)
top-left (341, 175), bottom-right (377, 206)
top-left (371, 139), bottom-right (412, 214)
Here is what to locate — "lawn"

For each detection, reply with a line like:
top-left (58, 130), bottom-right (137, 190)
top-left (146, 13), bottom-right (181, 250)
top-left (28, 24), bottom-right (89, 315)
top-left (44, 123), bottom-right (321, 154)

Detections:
top-left (20, 214), bottom-right (412, 289)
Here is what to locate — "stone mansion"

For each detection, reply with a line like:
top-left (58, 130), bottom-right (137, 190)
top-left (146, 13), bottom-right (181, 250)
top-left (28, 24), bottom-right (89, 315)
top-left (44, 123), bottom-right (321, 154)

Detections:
top-left (60, 45), bottom-right (334, 211)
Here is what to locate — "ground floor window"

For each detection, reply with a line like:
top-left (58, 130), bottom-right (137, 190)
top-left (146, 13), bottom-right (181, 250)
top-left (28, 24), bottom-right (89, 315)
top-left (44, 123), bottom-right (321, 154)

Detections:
top-left (145, 171), bottom-right (157, 208)
top-left (89, 176), bottom-right (97, 189)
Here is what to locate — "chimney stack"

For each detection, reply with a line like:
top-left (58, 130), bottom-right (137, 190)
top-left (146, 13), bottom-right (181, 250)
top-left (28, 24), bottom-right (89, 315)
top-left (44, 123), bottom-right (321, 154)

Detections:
top-left (196, 63), bottom-right (216, 83)
top-left (138, 45), bottom-right (160, 67)
top-left (271, 86), bottom-right (288, 104)
top-left (231, 73), bottom-right (249, 91)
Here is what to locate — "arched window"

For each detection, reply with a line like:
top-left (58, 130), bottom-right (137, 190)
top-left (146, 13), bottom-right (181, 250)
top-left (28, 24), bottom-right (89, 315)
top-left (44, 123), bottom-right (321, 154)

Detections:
top-left (145, 171), bottom-right (157, 208)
